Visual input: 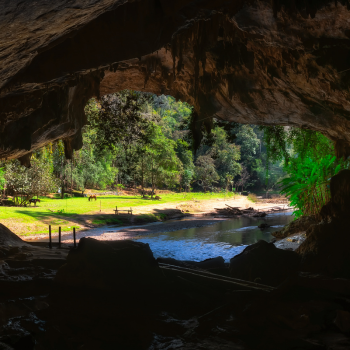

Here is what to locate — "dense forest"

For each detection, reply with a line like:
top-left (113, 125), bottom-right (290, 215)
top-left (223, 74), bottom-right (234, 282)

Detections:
top-left (0, 91), bottom-right (346, 217)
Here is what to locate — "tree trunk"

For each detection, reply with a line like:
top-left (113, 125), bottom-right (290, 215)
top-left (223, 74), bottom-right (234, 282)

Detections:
top-left (61, 178), bottom-right (65, 199)
top-left (151, 164), bottom-right (155, 199)
top-left (141, 158), bottom-right (144, 196)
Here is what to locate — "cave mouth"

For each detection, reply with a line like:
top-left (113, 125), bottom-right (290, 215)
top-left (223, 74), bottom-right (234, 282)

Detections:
top-left (1, 1), bottom-right (350, 162)
top-left (1, 1), bottom-right (350, 349)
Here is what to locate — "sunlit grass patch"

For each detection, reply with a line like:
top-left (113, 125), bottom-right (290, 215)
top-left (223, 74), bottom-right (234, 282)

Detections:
top-left (0, 192), bottom-right (237, 236)
top-left (92, 217), bottom-right (123, 226)
top-left (133, 214), bottom-right (161, 224)
top-left (247, 193), bottom-right (258, 203)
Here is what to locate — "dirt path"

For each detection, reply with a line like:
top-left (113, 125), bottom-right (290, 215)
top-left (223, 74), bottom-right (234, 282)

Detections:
top-left (130, 196), bottom-right (290, 215)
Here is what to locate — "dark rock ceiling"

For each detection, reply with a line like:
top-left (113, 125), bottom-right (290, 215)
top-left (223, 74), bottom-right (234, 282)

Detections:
top-left (1, 0), bottom-right (350, 160)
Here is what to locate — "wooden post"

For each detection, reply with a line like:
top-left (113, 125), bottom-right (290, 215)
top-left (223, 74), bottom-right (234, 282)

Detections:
top-left (73, 227), bottom-right (76, 248)
top-left (49, 225), bottom-right (52, 249)
top-left (58, 226), bottom-right (61, 249)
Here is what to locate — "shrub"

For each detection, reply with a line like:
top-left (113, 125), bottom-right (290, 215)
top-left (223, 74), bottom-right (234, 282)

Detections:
top-left (248, 193), bottom-right (258, 203)
top-left (280, 155), bottom-right (345, 218)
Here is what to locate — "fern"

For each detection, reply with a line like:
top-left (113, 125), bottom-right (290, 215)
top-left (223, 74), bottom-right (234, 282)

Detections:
top-left (280, 155), bottom-right (346, 218)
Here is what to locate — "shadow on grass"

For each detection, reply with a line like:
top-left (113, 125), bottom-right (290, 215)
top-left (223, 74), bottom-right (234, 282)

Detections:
top-left (15, 206), bottom-right (185, 237)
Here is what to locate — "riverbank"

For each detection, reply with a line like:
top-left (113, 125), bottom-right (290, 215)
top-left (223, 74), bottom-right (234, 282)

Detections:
top-left (27, 211), bottom-right (297, 263)
top-left (21, 195), bottom-right (291, 240)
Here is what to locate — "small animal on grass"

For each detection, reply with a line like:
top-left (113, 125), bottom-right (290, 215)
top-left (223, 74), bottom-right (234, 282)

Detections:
top-left (88, 195), bottom-right (97, 201)
top-left (29, 198), bottom-right (41, 206)
top-left (155, 196), bottom-right (161, 200)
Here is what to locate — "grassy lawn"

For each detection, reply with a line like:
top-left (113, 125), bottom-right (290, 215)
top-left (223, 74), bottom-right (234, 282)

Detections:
top-left (0, 192), bottom-right (236, 237)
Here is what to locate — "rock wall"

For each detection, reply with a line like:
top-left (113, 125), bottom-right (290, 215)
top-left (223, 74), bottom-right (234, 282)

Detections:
top-left (1, 0), bottom-right (350, 160)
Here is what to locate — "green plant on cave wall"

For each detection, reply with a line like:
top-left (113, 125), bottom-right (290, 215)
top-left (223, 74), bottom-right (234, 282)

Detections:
top-left (261, 126), bottom-right (348, 218)
top-left (280, 155), bottom-right (345, 218)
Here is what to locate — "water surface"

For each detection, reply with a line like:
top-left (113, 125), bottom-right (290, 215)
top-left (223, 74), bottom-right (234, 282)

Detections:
top-left (132, 212), bottom-right (294, 262)
top-left (29, 212), bottom-right (294, 263)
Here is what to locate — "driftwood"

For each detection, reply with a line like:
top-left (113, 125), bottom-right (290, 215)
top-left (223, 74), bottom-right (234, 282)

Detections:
top-left (214, 205), bottom-right (259, 217)
top-left (214, 204), bottom-right (289, 217)
top-left (225, 204), bottom-right (241, 210)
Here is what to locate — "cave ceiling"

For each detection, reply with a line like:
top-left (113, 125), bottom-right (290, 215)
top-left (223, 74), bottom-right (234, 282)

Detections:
top-left (1, 0), bottom-right (350, 161)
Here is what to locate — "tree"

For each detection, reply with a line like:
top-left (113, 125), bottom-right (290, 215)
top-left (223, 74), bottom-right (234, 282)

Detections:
top-left (225, 174), bottom-right (234, 192)
top-left (210, 127), bottom-right (242, 187)
top-left (236, 166), bottom-right (250, 192)
top-left (4, 155), bottom-right (57, 206)
top-left (175, 139), bottom-right (195, 191)
top-left (142, 125), bottom-right (182, 197)
top-left (195, 155), bottom-right (219, 192)
top-left (0, 167), bottom-right (5, 197)
top-left (89, 92), bottom-right (158, 184)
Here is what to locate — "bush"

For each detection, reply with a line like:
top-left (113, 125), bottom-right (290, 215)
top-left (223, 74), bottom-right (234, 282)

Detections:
top-left (247, 193), bottom-right (258, 203)
top-left (1, 199), bottom-right (14, 206)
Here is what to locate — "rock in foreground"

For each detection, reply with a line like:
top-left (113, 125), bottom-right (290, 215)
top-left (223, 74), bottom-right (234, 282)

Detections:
top-left (55, 237), bottom-right (163, 290)
top-left (229, 240), bottom-right (300, 286)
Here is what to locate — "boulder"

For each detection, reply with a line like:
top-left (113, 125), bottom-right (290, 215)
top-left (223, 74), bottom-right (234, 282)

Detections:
top-left (297, 219), bottom-right (350, 277)
top-left (229, 240), bottom-right (300, 286)
top-left (297, 170), bottom-right (350, 277)
top-left (0, 223), bottom-right (27, 247)
top-left (272, 215), bottom-right (319, 239)
top-left (55, 238), bottom-right (163, 291)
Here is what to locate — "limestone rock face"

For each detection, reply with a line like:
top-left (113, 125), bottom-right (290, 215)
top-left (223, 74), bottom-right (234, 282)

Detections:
top-left (1, 1), bottom-right (350, 159)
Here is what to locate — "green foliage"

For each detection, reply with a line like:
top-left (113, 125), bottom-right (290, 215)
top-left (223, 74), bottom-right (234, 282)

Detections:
top-left (153, 95), bottom-right (193, 140)
top-left (195, 155), bottom-right (220, 192)
top-left (280, 155), bottom-right (346, 218)
top-left (234, 125), bottom-right (260, 166)
top-left (175, 139), bottom-right (195, 191)
top-left (258, 126), bottom-right (343, 207)
top-left (247, 193), bottom-right (258, 203)
top-left (261, 126), bottom-right (289, 164)
top-left (141, 124), bottom-right (182, 195)
top-left (260, 126), bottom-right (334, 165)
top-left (4, 154), bottom-right (58, 206)
top-left (91, 91), bottom-right (156, 150)
top-left (211, 127), bottom-right (241, 187)
top-left (0, 168), bottom-right (5, 191)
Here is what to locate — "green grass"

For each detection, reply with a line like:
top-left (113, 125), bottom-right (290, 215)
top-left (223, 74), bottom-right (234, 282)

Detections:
top-left (0, 192), bottom-right (236, 237)
top-left (247, 193), bottom-right (258, 203)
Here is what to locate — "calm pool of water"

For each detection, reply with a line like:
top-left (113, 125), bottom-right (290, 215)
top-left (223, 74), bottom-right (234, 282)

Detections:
top-left (132, 212), bottom-right (294, 262)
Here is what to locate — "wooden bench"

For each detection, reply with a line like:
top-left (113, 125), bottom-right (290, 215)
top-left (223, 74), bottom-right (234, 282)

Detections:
top-left (114, 206), bottom-right (133, 216)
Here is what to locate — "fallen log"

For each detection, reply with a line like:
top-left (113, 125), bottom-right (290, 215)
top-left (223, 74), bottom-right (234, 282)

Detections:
top-left (225, 204), bottom-right (241, 210)
top-left (159, 263), bottom-right (274, 293)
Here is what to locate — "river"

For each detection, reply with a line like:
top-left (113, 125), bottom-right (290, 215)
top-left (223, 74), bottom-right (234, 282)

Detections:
top-left (29, 211), bottom-right (294, 262)
top-left (129, 212), bottom-right (294, 262)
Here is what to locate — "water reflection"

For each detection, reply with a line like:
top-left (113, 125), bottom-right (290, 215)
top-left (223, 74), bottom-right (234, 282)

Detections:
top-left (133, 212), bottom-right (294, 262)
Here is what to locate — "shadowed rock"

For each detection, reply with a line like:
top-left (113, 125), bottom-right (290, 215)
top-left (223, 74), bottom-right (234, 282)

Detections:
top-left (55, 238), bottom-right (163, 290)
top-left (229, 240), bottom-right (300, 286)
